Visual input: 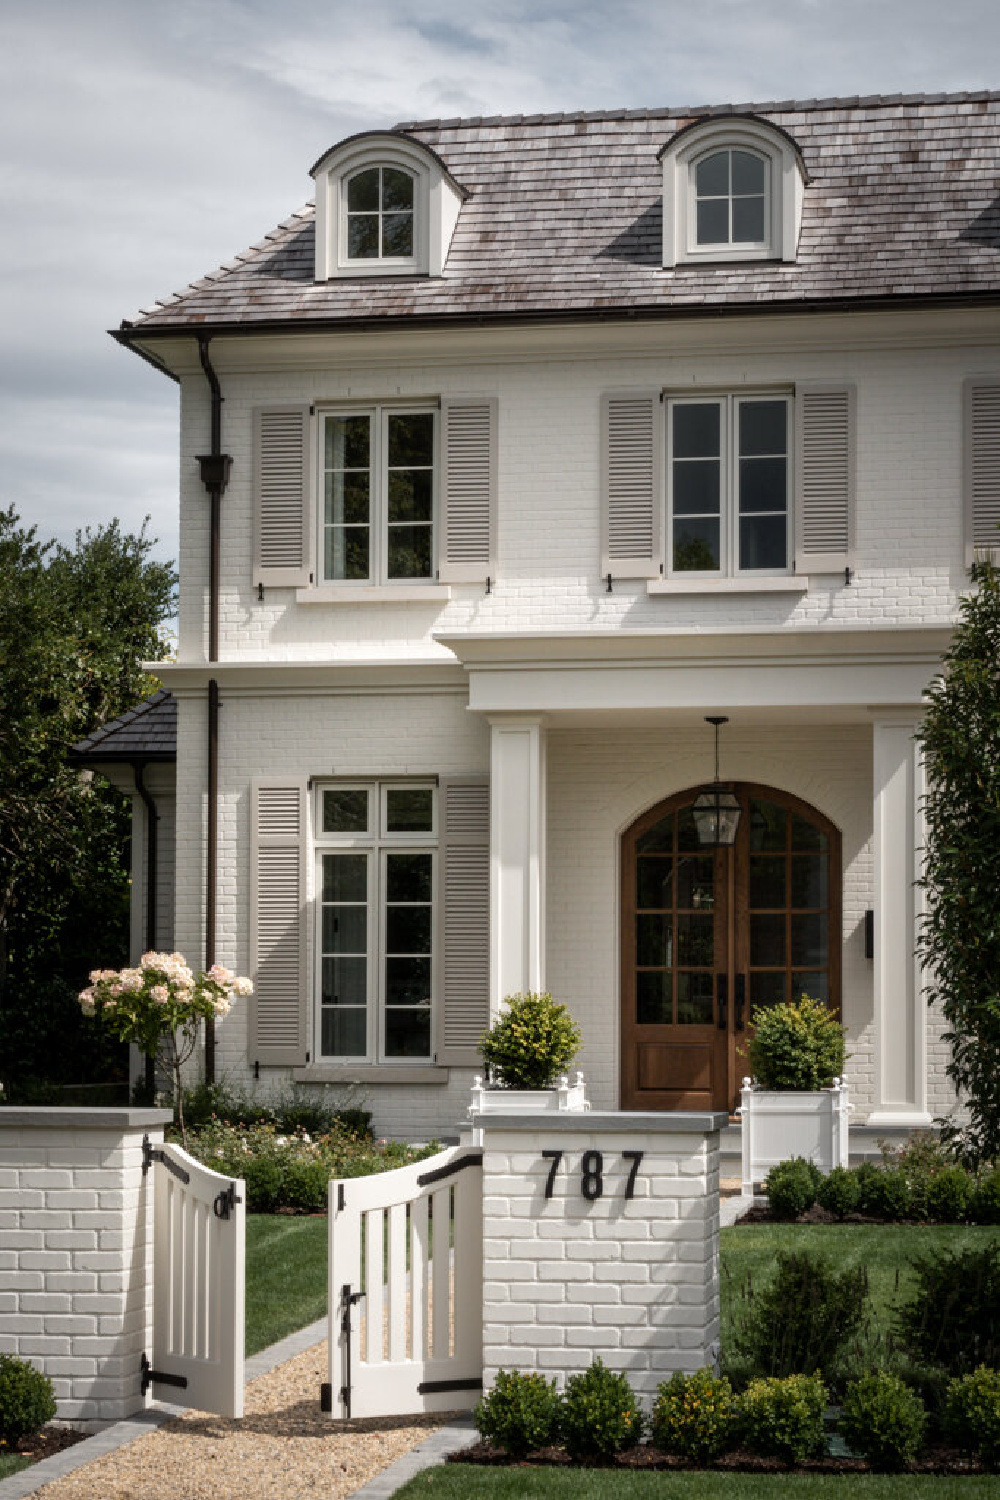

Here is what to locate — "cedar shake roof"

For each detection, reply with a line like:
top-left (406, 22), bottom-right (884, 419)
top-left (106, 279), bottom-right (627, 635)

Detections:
top-left (70, 691), bottom-right (177, 762)
top-left (123, 92), bottom-right (1000, 335)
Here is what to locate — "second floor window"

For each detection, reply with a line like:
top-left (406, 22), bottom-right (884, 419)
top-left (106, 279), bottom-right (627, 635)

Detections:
top-left (322, 406), bottom-right (436, 583)
top-left (345, 165), bottom-right (415, 260)
top-left (668, 394), bottom-right (791, 576)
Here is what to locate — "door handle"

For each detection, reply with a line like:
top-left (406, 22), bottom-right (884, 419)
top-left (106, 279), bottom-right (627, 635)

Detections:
top-left (716, 972), bottom-right (728, 1031)
top-left (735, 974), bottom-right (746, 1032)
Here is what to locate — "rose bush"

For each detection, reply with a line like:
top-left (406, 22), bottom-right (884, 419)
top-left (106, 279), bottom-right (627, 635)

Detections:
top-left (80, 952), bottom-right (252, 1144)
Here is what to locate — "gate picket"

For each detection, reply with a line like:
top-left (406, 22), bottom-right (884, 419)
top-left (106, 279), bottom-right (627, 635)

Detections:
top-left (147, 1137), bottom-right (245, 1419)
top-left (328, 1146), bottom-right (483, 1419)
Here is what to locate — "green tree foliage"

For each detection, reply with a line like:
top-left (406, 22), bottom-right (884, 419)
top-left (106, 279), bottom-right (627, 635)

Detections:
top-left (918, 560), bottom-right (1000, 1166)
top-left (0, 505), bottom-right (176, 1097)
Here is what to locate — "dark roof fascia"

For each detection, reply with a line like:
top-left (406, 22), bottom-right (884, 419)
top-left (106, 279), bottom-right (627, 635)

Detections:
top-left (112, 288), bottom-right (1000, 353)
top-left (110, 326), bottom-right (180, 382)
top-left (308, 129), bottom-right (471, 199)
top-left (69, 746), bottom-right (176, 764)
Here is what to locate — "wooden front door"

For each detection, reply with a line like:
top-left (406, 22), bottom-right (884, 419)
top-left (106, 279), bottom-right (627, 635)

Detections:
top-left (620, 785), bottom-right (840, 1113)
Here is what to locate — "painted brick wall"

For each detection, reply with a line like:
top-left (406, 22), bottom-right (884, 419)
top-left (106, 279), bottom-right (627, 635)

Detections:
top-left (0, 1110), bottom-right (171, 1429)
top-left (480, 1115), bottom-right (721, 1401)
top-left (175, 337), bottom-right (999, 662)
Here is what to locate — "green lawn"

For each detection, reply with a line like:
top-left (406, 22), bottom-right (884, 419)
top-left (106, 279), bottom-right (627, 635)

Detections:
top-left (392, 1470), bottom-right (998, 1499)
top-left (0, 1453), bottom-right (32, 1480)
top-left (719, 1221), bottom-right (998, 1370)
top-left (246, 1214), bottom-right (329, 1356)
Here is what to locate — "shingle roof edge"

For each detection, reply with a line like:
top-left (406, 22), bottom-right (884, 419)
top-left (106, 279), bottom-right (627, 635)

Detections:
top-left (70, 690), bottom-right (177, 761)
top-left (394, 87), bottom-right (1000, 131)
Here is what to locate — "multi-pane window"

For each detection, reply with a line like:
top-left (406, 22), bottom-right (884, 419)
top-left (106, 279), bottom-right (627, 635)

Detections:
top-left (322, 407), bottom-right (436, 583)
top-left (746, 797), bottom-right (832, 1011)
top-left (316, 784), bottom-right (435, 1063)
top-left (667, 394), bottom-right (790, 576)
top-left (345, 166), bottom-right (415, 260)
top-left (693, 149), bottom-right (767, 249)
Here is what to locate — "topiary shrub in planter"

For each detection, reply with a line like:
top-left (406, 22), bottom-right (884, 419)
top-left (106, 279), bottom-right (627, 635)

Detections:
top-left (739, 1373), bottom-right (827, 1464)
top-left (479, 991), bottom-right (582, 1090)
top-left (559, 1358), bottom-right (643, 1461)
top-left (944, 1365), bottom-right (1000, 1469)
top-left (817, 1164), bottom-right (861, 1219)
top-left (651, 1368), bottom-right (739, 1463)
top-left (0, 1355), bottom-right (57, 1448)
top-left (731, 1249), bottom-right (868, 1381)
top-left (740, 998), bottom-right (849, 1194)
top-left (747, 997), bottom-right (846, 1091)
top-left (840, 1371), bottom-right (926, 1471)
top-left (474, 1370), bottom-right (562, 1459)
top-left (895, 1240), bottom-right (1000, 1375)
top-left (765, 1157), bottom-right (821, 1219)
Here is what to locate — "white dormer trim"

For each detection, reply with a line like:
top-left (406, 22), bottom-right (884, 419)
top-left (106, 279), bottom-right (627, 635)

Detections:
top-left (311, 131), bottom-right (467, 281)
top-left (660, 116), bottom-right (807, 269)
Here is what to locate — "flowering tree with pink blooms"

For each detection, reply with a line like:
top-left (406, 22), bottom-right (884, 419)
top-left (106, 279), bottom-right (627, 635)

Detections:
top-left (80, 952), bottom-right (252, 1145)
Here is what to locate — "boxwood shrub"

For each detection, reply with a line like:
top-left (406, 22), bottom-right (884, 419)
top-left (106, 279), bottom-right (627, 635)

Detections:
top-left (0, 1355), bottom-right (56, 1448)
top-left (559, 1359), bottom-right (643, 1461)
top-left (944, 1365), bottom-right (1000, 1469)
top-left (739, 1373), bottom-right (827, 1464)
top-left (474, 1370), bottom-right (562, 1458)
top-left (840, 1371), bottom-right (926, 1471)
top-left (651, 1368), bottom-right (739, 1463)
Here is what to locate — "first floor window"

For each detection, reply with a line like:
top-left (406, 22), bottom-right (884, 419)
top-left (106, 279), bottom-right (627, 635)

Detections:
top-left (322, 406), bottom-right (436, 585)
top-left (317, 783), bottom-right (435, 1062)
top-left (668, 393), bottom-right (790, 576)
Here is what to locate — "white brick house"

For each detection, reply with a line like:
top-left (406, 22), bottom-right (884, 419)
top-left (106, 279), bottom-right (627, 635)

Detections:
top-left (77, 92), bottom-right (1000, 1141)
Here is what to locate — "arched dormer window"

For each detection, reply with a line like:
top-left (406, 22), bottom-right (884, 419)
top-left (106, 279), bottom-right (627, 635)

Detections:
top-left (311, 131), bottom-right (468, 280)
top-left (659, 116), bottom-right (807, 268)
top-left (345, 165), bottom-right (415, 261)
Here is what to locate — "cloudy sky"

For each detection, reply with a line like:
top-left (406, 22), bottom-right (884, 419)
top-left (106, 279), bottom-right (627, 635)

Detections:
top-left (2, 0), bottom-right (999, 567)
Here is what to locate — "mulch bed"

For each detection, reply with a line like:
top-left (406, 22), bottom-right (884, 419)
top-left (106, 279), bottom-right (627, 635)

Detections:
top-left (7, 1425), bottom-right (89, 1467)
top-left (448, 1441), bottom-right (988, 1475)
top-left (735, 1203), bottom-right (962, 1225)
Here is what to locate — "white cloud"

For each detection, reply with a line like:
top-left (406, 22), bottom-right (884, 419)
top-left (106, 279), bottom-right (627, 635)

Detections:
top-left (1, 0), bottom-right (999, 561)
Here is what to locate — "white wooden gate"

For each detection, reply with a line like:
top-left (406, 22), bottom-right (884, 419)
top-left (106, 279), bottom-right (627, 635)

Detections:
top-left (144, 1135), bottom-right (246, 1419)
top-left (327, 1146), bottom-right (483, 1419)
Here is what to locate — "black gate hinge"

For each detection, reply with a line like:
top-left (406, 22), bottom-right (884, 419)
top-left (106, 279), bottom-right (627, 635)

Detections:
top-left (141, 1352), bottom-right (188, 1396)
top-left (142, 1134), bottom-right (190, 1184)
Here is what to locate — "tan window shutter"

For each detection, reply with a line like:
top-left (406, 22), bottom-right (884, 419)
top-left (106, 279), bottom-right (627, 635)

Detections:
top-left (964, 380), bottom-right (1000, 565)
top-left (252, 406), bottom-right (313, 587)
top-left (249, 780), bottom-right (309, 1067)
top-left (600, 391), bottom-right (662, 579)
top-left (439, 398), bottom-right (497, 583)
top-left (794, 384), bottom-right (856, 573)
top-left (436, 777), bottom-right (490, 1067)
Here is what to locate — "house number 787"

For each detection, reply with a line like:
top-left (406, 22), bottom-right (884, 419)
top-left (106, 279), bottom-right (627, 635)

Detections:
top-left (540, 1149), bottom-right (643, 1201)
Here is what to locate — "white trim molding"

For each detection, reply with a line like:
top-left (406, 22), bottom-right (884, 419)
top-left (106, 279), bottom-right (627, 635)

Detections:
top-left (489, 717), bottom-right (546, 1015)
top-left (660, 116), bottom-right (807, 269)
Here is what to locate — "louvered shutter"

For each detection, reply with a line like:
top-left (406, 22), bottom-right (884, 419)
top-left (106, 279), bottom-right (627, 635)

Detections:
top-left (252, 406), bottom-right (313, 587)
top-left (249, 780), bottom-right (309, 1067)
top-left (436, 777), bottom-right (490, 1067)
top-left (964, 380), bottom-right (1000, 565)
top-left (600, 391), bottom-right (662, 578)
top-left (439, 398), bottom-right (497, 582)
top-left (794, 384), bottom-right (856, 573)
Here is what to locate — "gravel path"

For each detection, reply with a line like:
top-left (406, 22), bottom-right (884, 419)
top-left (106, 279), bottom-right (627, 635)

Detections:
top-left (32, 1340), bottom-right (448, 1500)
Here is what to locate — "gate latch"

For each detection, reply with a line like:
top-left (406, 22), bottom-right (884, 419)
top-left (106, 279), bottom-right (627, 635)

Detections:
top-left (339, 1282), bottom-right (366, 1419)
top-left (213, 1182), bottom-right (242, 1220)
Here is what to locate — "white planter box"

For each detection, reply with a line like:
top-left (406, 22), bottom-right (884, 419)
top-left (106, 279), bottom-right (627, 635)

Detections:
top-left (738, 1076), bottom-right (850, 1197)
top-left (467, 1072), bottom-right (589, 1143)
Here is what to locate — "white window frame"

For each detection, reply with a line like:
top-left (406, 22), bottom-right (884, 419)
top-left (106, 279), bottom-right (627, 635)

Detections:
top-left (340, 162), bottom-right (421, 274)
top-left (314, 781), bottom-right (437, 1066)
top-left (688, 146), bottom-right (770, 258)
top-left (660, 116), bottom-right (806, 268)
top-left (317, 402), bottom-right (439, 588)
top-left (665, 390), bottom-right (794, 580)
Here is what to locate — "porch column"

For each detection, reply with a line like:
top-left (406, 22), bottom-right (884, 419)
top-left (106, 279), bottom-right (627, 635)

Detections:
top-left (489, 716), bottom-right (546, 1014)
top-left (869, 717), bottom-right (931, 1127)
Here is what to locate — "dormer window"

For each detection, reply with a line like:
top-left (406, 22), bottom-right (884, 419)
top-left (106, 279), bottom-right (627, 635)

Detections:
top-left (694, 149), bottom-right (767, 249)
top-left (346, 166), bottom-right (415, 261)
top-left (660, 116), bottom-right (807, 268)
top-left (311, 131), bottom-right (468, 281)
